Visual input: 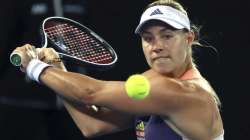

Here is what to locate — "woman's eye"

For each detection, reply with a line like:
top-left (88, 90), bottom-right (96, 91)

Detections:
top-left (162, 34), bottom-right (173, 39)
top-left (143, 36), bottom-right (153, 42)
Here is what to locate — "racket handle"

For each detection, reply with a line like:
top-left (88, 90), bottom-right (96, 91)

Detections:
top-left (10, 52), bottom-right (23, 66)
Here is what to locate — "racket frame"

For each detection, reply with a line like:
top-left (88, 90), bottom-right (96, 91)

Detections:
top-left (41, 16), bottom-right (118, 70)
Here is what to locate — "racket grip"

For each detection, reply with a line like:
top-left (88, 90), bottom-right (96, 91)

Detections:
top-left (10, 52), bottom-right (23, 66)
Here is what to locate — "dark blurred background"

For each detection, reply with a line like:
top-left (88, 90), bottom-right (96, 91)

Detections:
top-left (0, 0), bottom-right (249, 140)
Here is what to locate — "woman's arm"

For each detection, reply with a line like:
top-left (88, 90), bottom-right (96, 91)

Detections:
top-left (14, 44), bottom-right (210, 116)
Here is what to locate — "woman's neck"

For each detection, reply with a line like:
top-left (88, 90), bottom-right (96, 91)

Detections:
top-left (167, 57), bottom-right (194, 78)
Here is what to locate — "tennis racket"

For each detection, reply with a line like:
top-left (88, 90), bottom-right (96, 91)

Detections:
top-left (10, 16), bottom-right (118, 70)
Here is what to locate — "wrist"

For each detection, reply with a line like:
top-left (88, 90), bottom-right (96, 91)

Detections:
top-left (26, 59), bottom-right (51, 82)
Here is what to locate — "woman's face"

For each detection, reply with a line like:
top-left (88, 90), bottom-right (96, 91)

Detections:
top-left (140, 25), bottom-right (194, 76)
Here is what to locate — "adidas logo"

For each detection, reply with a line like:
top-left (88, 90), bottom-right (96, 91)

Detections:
top-left (150, 9), bottom-right (163, 16)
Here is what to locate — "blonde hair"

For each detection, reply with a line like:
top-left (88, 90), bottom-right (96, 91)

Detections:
top-left (147, 0), bottom-right (188, 15)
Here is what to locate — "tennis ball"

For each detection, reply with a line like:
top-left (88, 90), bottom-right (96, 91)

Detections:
top-left (125, 74), bottom-right (150, 100)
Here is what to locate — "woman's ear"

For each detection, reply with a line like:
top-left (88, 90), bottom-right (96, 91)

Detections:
top-left (186, 31), bottom-right (195, 46)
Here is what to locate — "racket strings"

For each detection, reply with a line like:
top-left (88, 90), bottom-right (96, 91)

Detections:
top-left (45, 23), bottom-right (114, 64)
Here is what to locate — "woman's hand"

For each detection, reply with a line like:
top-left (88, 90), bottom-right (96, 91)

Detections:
top-left (12, 44), bottom-right (38, 72)
top-left (12, 44), bottom-right (67, 72)
top-left (38, 47), bottom-right (67, 72)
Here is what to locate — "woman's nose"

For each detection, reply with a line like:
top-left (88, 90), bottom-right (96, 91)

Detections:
top-left (152, 41), bottom-right (164, 53)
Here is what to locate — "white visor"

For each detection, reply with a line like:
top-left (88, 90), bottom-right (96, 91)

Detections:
top-left (135, 5), bottom-right (190, 34)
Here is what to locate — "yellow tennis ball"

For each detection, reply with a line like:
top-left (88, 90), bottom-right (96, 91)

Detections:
top-left (125, 74), bottom-right (150, 100)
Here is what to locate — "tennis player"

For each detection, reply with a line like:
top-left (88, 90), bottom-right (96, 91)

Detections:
top-left (12, 0), bottom-right (224, 140)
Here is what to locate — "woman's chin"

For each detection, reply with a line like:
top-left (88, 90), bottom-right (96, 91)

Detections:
top-left (153, 65), bottom-right (173, 76)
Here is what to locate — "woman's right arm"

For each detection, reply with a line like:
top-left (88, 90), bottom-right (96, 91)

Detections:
top-left (35, 47), bottom-right (134, 138)
top-left (62, 101), bottom-right (134, 138)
